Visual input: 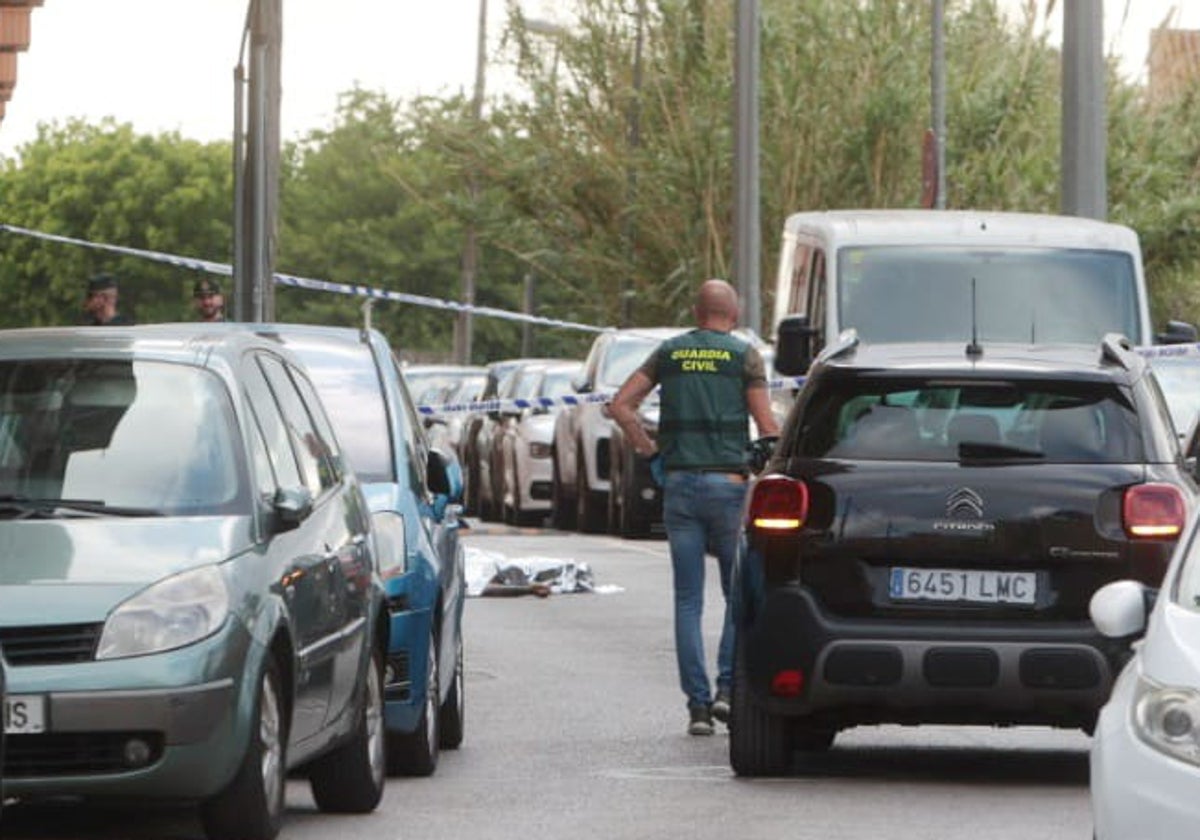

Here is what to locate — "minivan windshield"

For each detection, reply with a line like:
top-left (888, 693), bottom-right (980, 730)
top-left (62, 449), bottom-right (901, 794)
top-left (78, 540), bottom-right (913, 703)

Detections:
top-left (838, 247), bottom-right (1141, 345)
top-left (0, 359), bottom-right (244, 514)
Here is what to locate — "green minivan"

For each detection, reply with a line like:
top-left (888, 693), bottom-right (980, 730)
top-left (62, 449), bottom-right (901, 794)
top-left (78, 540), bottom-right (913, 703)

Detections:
top-left (0, 324), bottom-right (389, 840)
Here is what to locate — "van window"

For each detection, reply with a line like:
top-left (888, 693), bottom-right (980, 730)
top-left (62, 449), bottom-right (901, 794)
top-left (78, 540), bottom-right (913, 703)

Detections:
top-left (837, 246), bottom-right (1140, 345)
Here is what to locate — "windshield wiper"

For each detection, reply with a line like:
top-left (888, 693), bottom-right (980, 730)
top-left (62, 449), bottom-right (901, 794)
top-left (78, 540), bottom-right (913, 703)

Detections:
top-left (0, 495), bottom-right (164, 518)
top-left (957, 442), bottom-right (1045, 461)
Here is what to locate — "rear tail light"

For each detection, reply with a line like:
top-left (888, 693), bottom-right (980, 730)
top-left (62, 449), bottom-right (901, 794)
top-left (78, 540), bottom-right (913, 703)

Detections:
top-left (1123, 483), bottom-right (1186, 539)
top-left (771, 669), bottom-right (805, 697)
top-left (748, 475), bottom-right (809, 532)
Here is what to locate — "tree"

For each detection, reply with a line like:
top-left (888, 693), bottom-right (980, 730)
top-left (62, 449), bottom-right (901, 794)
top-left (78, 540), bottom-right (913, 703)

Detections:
top-left (0, 119), bottom-right (232, 327)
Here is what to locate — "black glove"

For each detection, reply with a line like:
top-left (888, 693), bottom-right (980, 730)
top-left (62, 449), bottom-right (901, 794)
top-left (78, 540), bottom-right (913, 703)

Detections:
top-left (746, 436), bottom-right (779, 473)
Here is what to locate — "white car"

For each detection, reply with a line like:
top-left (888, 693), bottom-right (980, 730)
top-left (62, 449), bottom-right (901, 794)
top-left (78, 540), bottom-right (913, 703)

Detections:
top-left (498, 361), bottom-right (582, 526)
top-left (1090, 511), bottom-right (1200, 839)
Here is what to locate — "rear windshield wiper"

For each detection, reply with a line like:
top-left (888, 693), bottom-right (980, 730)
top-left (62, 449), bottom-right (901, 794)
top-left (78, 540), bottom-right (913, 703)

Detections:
top-left (957, 442), bottom-right (1045, 461)
top-left (0, 495), bottom-right (164, 518)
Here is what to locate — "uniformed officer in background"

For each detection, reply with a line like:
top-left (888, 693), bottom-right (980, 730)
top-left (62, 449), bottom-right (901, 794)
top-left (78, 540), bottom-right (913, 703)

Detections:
top-left (192, 278), bottom-right (226, 322)
top-left (80, 273), bottom-right (133, 326)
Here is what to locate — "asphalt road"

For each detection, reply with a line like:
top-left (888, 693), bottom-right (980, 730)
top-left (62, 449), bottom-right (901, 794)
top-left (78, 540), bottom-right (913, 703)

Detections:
top-left (2, 522), bottom-right (1093, 840)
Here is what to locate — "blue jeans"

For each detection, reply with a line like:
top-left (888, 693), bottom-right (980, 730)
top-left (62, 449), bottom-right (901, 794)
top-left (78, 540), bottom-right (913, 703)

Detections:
top-left (662, 470), bottom-right (747, 710)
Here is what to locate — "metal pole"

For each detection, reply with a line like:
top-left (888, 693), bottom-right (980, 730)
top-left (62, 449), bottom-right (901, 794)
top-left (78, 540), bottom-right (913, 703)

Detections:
top-left (733, 0), bottom-right (761, 333)
top-left (521, 272), bottom-right (534, 356)
top-left (1061, 0), bottom-right (1106, 220)
top-left (620, 0), bottom-right (644, 328)
top-left (232, 62), bottom-right (246, 321)
top-left (931, 0), bottom-right (946, 209)
top-left (233, 4), bottom-right (253, 323)
top-left (455, 0), bottom-right (487, 364)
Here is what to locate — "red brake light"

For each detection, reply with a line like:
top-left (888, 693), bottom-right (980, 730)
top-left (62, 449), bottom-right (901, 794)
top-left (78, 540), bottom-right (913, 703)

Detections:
top-left (771, 669), bottom-right (805, 697)
top-left (1123, 483), bottom-right (1186, 539)
top-left (748, 475), bottom-right (809, 532)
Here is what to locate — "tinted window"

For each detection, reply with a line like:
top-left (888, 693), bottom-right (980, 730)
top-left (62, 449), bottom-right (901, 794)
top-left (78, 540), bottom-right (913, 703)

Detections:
top-left (258, 356), bottom-right (330, 497)
top-left (243, 356), bottom-right (304, 492)
top-left (791, 376), bottom-right (1143, 464)
top-left (0, 359), bottom-right (245, 513)
top-left (837, 247), bottom-right (1140, 345)
top-left (287, 342), bottom-right (395, 484)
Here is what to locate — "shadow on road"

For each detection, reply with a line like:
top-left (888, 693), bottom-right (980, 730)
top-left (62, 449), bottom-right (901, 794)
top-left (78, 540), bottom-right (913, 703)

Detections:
top-left (785, 742), bottom-right (1089, 787)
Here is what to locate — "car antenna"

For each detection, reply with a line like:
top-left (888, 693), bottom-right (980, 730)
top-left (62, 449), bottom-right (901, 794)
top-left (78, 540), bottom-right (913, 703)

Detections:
top-left (966, 277), bottom-right (983, 359)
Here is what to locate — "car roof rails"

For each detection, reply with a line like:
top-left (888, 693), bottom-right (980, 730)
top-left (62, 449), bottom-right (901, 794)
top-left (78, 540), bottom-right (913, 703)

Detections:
top-left (817, 328), bottom-right (860, 363)
top-left (1100, 333), bottom-right (1137, 371)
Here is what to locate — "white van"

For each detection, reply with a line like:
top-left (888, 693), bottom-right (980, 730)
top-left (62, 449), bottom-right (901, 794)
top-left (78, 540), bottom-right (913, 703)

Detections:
top-left (770, 209), bottom-right (1195, 374)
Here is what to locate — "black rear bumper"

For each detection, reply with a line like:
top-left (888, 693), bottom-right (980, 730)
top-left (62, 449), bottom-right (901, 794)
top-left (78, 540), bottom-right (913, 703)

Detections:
top-left (739, 584), bottom-right (1123, 729)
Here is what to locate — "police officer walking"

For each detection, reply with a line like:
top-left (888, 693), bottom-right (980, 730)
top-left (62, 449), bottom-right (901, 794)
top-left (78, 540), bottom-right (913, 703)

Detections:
top-left (610, 279), bottom-right (780, 736)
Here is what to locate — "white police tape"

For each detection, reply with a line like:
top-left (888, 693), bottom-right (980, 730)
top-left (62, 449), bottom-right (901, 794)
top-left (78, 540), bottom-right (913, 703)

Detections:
top-left (416, 376), bottom-right (809, 417)
top-left (0, 223), bottom-right (607, 334)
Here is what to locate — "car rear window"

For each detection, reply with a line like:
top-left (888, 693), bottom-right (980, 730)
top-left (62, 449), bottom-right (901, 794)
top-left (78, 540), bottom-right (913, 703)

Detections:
top-left (791, 376), bottom-right (1144, 463)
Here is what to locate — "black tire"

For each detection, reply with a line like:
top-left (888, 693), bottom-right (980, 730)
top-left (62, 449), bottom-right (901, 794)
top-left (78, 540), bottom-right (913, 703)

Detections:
top-left (576, 443), bottom-right (607, 534)
top-left (793, 723), bottom-right (836, 752)
top-left (729, 643), bottom-right (791, 777)
top-left (201, 657), bottom-right (287, 840)
top-left (615, 452), bottom-right (651, 539)
top-left (438, 632), bottom-right (465, 749)
top-left (386, 631), bottom-right (440, 777)
top-left (308, 648), bottom-right (386, 813)
top-left (550, 452), bottom-right (576, 530)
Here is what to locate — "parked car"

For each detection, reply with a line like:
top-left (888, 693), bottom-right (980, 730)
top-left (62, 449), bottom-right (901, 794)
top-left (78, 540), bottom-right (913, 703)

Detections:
top-left (552, 328), bottom-right (685, 533)
top-left (497, 361), bottom-right (583, 526)
top-left (730, 332), bottom-right (1195, 776)
top-left (260, 325), bottom-right (467, 777)
top-left (422, 370), bottom-right (488, 465)
top-left (460, 359), bottom-right (526, 517)
top-left (0, 324), bottom-right (388, 839)
top-left (1146, 351), bottom-right (1200, 442)
top-left (473, 357), bottom-right (559, 523)
top-left (1090, 493), bottom-right (1200, 840)
top-left (403, 364), bottom-right (487, 463)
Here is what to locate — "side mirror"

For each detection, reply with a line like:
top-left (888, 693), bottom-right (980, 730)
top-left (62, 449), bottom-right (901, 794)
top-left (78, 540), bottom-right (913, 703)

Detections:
top-left (1089, 579), bottom-right (1152, 639)
top-left (1156, 320), bottom-right (1199, 345)
top-left (273, 486), bottom-right (314, 532)
top-left (427, 448), bottom-right (456, 497)
top-left (574, 378), bottom-right (593, 395)
top-left (774, 315), bottom-right (819, 377)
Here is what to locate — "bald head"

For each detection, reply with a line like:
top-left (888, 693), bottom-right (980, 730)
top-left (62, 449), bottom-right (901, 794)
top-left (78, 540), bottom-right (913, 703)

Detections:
top-left (693, 279), bottom-right (740, 329)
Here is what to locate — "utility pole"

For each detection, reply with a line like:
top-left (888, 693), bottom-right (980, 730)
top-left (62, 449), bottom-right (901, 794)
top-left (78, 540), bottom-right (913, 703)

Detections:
top-left (1061, 0), bottom-right (1106, 220)
top-left (620, 0), bottom-right (645, 328)
top-left (521, 272), bottom-right (535, 356)
top-left (234, 0), bottom-right (282, 322)
top-left (455, 0), bottom-right (487, 363)
top-left (733, 0), bottom-right (761, 334)
top-left (930, 0), bottom-right (946, 209)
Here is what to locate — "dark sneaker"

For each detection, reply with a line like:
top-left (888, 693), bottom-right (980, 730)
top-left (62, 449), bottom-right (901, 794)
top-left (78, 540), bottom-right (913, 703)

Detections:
top-left (711, 691), bottom-right (731, 724)
top-left (688, 705), bottom-right (714, 736)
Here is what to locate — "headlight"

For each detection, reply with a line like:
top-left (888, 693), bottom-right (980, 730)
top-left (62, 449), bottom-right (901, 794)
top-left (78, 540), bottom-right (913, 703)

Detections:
top-left (529, 441), bottom-right (553, 458)
top-left (1134, 675), bottom-right (1200, 766)
top-left (97, 565), bottom-right (229, 660)
top-left (372, 510), bottom-right (408, 580)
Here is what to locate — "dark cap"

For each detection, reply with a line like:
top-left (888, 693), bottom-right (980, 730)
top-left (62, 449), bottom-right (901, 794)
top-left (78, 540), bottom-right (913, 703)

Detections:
top-left (87, 273), bottom-right (117, 295)
top-left (193, 278), bottom-right (222, 297)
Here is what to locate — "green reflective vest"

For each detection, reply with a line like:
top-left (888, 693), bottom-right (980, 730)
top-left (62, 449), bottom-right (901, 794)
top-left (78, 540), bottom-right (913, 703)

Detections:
top-left (653, 329), bottom-right (751, 470)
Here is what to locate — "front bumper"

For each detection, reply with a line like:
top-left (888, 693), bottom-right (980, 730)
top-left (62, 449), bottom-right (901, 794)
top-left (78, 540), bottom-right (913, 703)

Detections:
top-left (739, 584), bottom-right (1117, 729)
top-left (1091, 667), bottom-right (1200, 840)
top-left (3, 627), bottom-right (256, 800)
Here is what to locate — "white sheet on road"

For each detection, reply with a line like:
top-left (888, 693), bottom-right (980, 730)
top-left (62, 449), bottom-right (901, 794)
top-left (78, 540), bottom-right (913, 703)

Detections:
top-left (465, 547), bottom-right (624, 597)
